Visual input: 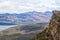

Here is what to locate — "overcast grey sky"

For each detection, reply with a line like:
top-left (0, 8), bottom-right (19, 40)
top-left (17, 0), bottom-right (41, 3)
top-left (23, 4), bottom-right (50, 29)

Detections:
top-left (0, 0), bottom-right (60, 13)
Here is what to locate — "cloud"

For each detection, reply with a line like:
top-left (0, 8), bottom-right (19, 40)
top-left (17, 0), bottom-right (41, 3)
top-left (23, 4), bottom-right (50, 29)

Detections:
top-left (0, 0), bottom-right (60, 13)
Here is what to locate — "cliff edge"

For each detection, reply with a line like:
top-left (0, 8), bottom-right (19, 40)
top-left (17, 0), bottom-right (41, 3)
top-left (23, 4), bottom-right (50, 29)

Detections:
top-left (31, 10), bottom-right (60, 40)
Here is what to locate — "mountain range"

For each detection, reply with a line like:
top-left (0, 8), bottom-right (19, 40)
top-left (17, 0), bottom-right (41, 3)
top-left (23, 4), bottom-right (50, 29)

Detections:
top-left (0, 11), bottom-right (52, 40)
top-left (0, 11), bottom-right (52, 25)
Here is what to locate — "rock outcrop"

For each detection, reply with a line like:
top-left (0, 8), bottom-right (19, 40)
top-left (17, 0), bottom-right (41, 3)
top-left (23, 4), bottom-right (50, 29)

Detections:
top-left (31, 10), bottom-right (60, 40)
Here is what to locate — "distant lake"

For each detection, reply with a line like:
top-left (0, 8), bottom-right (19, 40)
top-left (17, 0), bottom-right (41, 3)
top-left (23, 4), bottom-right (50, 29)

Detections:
top-left (0, 25), bottom-right (16, 31)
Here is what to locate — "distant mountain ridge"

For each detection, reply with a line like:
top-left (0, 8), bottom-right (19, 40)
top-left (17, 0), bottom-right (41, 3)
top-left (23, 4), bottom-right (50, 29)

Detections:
top-left (0, 11), bottom-right (52, 25)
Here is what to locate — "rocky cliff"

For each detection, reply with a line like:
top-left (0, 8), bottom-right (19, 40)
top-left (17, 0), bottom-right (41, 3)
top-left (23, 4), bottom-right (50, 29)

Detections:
top-left (31, 10), bottom-right (60, 40)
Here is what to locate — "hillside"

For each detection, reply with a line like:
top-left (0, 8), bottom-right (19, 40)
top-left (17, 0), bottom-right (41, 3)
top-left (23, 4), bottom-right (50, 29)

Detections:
top-left (0, 23), bottom-right (48, 40)
top-left (31, 10), bottom-right (60, 40)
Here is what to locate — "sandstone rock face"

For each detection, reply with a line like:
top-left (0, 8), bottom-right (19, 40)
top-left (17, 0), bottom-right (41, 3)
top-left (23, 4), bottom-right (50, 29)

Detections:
top-left (31, 10), bottom-right (60, 40)
top-left (46, 11), bottom-right (60, 40)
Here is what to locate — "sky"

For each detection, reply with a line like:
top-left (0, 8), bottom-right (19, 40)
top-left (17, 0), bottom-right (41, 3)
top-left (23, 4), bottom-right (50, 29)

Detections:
top-left (0, 25), bottom-right (16, 30)
top-left (0, 0), bottom-right (60, 13)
